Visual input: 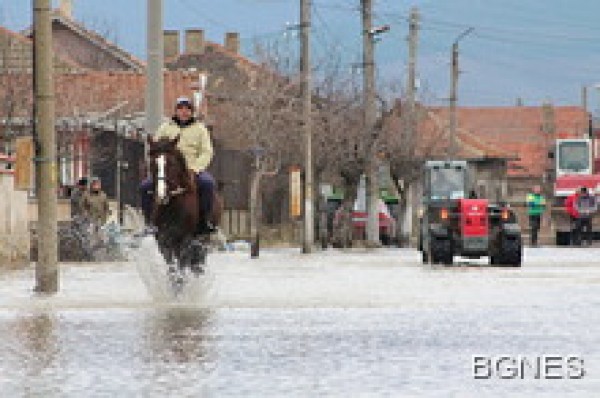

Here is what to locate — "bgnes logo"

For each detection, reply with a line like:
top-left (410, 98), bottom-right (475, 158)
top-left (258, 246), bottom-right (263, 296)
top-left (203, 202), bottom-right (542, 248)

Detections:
top-left (473, 355), bottom-right (585, 380)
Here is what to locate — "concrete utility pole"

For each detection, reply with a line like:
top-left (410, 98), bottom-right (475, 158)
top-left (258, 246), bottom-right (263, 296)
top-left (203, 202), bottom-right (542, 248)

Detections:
top-left (145, 0), bottom-right (164, 137)
top-left (33, 0), bottom-right (58, 293)
top-left (300, 0), bottom-right (314, 253)
top-left (362, 0), bottom-right (379, 245)
top-left (448, 27), bottom-right (473, 159)
top-left (406, 7), bottom-right (419, 152)
top-left (400, 7), bottom-right (419, 246)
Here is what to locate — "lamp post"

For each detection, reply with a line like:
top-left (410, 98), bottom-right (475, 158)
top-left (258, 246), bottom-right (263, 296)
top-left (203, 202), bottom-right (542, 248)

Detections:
top-left (448, 27), bottom-right (473, 159)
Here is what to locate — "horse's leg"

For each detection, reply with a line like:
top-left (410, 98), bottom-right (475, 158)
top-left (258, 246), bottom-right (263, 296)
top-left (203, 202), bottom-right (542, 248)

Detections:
top-left (188, 238), bottom-right (205, 275)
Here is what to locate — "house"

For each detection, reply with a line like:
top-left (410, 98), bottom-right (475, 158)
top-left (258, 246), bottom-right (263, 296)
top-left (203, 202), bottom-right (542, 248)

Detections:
top-left (21, 2), bottom-right (145, 72)
top-left (0, 14), bottom-right (255, 218)
top-left (386, 103), bottom-right (518, 202)
top-left (430, 104), bottom-right (590, 200)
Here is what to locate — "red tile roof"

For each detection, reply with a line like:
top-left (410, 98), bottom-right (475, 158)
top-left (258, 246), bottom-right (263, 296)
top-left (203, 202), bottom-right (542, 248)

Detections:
top-left (429, 106), bottom-right (589, 177)
top-left (385, 105), bottom-right (518, 162)
top-left (0, 71), bottom-right (197, 119)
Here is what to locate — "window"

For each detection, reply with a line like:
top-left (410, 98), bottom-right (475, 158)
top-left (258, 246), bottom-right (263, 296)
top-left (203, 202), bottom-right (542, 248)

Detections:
top-left (430, 167), bottom-right (466, 200)
top-left (558, 141), bottom-right (590, 173)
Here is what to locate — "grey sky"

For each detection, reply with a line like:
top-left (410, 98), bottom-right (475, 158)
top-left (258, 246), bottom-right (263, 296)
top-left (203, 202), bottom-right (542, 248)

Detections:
top-left (2, 0), bottom-right (600, 107)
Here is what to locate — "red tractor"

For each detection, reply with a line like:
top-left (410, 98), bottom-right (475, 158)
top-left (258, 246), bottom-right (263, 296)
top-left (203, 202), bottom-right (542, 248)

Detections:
top-left (418, 160), bottom-right (522, 266)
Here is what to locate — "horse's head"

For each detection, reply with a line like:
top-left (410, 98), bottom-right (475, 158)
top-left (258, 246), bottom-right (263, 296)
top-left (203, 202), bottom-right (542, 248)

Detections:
top-left (147, 135), bottom-right (191, 203)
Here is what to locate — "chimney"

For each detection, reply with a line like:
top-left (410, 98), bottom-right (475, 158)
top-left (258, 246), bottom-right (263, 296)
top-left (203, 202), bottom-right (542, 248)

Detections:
top-left (225, 32), bottom-right (240, 54)
top-left (59, 0), bottom-right (73, 19)
top-left (185, 29), bottom-right (205, 54)
top-left (163, 30), bottom-right (180, 60)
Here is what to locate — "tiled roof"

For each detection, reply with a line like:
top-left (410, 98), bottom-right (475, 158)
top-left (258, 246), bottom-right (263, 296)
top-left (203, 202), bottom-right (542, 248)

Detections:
top-left (385, 104), bottom-right (517, 162)
top-left (168, 42), bottom-right (259, 71)
top-left (0, 71), bottom-right (197, 119)
top-left (429, 106), bottom-right (589, 177)
top-left (424, 109), bottom-right (518, 161)
top-left (21, 12), bottom-right (145, 72)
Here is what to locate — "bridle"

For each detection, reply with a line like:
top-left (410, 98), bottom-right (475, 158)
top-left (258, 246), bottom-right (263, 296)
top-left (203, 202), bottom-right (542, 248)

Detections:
top-left (154, 153), bottom-right (188, 205)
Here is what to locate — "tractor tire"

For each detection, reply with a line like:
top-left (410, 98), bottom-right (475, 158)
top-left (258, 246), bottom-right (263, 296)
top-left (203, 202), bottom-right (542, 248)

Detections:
top-left (430, 239), bottom-right (453, 265)
top-left (555, 231), bottom-right (571, 246)
top-left (499, 236), bottom-right (522, 267)
top-left (421, 249), bottom-right (428, 264)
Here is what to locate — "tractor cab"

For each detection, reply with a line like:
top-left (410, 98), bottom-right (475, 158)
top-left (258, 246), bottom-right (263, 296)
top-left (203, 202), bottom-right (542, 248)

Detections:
top-left (424, 160), bottom-right (468, 202)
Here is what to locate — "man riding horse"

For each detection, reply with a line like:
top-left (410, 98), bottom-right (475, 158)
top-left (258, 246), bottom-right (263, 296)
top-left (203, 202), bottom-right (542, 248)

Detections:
top-left (141, 96), bottom-right (216, 236)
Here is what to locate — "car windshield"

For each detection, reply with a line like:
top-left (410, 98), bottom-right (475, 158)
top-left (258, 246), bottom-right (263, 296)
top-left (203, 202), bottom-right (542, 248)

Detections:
top-left (558, 141), bottom-right (589, 173)
top-left (430, 167), bottom-right (465, 200)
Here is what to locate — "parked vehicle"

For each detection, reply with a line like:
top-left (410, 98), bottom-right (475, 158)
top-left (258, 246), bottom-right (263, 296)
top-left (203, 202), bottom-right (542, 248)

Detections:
top-left (551, 139), bottom-right (600, 245)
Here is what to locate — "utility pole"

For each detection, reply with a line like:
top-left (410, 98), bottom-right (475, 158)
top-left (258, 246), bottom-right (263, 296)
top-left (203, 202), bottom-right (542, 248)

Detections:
top-left (145, 0), bottom-right (164, 138)
top-left (362, 0), bottom-right (379, 245)
top-left (400, 7), bottom-right (419, 246)
top-left (33, 0), bottom-right (58, 293)
top-left (448, 27), bottom-right (473, 159)
top-left (301, 0), bottom-right (314, 253)
top-left (448, 42), bottom-right (459, 159)
top-left (406, 7), bottom-right (419, 153)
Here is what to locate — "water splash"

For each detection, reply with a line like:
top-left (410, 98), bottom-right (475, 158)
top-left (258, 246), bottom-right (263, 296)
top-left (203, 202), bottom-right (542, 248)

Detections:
top-left (125, 236), bottom-right (215, 306)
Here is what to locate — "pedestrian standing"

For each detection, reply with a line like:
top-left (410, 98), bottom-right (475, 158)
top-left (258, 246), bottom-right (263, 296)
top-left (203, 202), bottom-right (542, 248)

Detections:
top-left (83, 178), bottom-right (110, 227)
top-left (526, 185), bottom-right (546, 246)
top-left (70, 177), bottom-right (88, 219)
top-left (574, 187), bottom-right (597, 246)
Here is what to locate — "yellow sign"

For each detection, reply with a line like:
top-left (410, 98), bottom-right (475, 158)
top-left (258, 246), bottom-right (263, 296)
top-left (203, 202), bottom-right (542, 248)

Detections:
top-left (14, 136), bottom-right (34, 190)
top-left (290, 167), bottom-right (302, 217)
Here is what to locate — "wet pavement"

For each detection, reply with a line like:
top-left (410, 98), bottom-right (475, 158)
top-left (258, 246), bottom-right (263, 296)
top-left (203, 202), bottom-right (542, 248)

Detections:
top-left (1, 245), bottom-right (599, 397)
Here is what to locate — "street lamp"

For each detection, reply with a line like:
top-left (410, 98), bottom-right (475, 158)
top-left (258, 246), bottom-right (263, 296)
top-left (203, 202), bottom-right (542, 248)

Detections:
top-left (448, 27), bottom-right (474, 158)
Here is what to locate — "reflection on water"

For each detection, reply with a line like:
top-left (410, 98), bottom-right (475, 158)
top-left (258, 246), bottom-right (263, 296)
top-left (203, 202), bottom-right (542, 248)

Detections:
top-left (4, 314), bottom-right (62, 397)
top-left (0, 305), bottom-right (598, 397)
top-left (17, 313), bottom-right (58, 371)
top-left (145, 309), bottom-right (215, 366)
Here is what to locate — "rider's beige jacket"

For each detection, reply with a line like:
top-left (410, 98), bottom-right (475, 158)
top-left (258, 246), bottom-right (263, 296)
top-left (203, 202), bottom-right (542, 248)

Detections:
top-left (156, 119), bottom-right (214, 173)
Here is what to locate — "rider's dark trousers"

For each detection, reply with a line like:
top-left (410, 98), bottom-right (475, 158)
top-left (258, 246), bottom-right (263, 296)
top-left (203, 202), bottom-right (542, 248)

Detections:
top-left (140, 171), bottom-right (215, 224)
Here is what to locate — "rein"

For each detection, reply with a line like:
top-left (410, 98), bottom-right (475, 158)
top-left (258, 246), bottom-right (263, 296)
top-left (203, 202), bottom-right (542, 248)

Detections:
top-left (154, 153), bottom-right (190, 205)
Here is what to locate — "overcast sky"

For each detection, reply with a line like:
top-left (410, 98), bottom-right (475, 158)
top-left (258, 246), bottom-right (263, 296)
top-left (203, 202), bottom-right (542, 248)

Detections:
top-left (3, 0), bottom-right (600, 108)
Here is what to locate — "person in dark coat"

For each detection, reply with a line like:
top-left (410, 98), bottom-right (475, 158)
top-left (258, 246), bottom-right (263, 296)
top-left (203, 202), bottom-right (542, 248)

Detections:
top-left (573, 187), bottom-right (598, 246)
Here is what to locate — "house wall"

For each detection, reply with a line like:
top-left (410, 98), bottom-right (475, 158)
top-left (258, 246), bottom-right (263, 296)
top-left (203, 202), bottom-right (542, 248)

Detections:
top-left (0, 27), bottom-right (73, 73)
top-left (470, 160), bottom-right (509, 203)
top-left (52, 22), bottom-right (132, 71)
top-left (0, 172), bottom-right (29, 267)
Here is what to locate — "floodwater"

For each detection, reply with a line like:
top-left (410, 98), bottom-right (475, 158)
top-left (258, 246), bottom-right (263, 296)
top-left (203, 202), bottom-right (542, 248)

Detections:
top-left (1, 244), bottom-right (599, 397)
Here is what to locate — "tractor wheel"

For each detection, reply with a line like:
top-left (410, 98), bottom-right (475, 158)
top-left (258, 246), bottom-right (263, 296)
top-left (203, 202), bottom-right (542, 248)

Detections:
top-left (555, 231), bottom-right (571, 246)
top-left (499, 236), bottom-right (522, 267)
top-left (430, 239), bottom-right (453, 265)
top-left (421, 249), bottom-right (428, 264)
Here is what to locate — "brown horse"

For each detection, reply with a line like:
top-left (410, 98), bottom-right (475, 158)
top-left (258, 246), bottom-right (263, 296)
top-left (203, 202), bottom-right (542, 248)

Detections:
top-left (147, 135), bottom-right (222, 274)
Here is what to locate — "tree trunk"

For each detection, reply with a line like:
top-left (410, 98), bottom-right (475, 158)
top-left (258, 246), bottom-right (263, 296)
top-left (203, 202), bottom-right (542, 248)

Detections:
top-left (249, 170), bottom-right (262, 257)
top-left (366, 161), bottom-right (380, 246)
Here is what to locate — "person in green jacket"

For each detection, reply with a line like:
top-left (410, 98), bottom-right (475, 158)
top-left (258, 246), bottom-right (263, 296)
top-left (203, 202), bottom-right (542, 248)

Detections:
top-left (526, 185), bottom-right (546, 246)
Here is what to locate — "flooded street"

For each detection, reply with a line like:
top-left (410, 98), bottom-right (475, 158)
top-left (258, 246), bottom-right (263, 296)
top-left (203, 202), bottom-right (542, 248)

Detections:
top-left (1, 246), bottom-right (599, 397)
